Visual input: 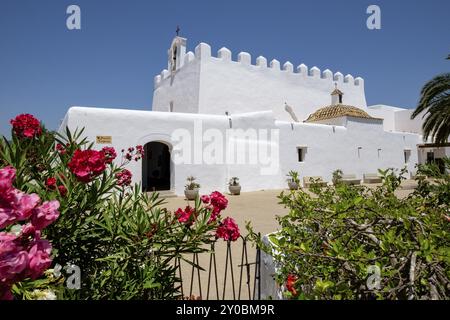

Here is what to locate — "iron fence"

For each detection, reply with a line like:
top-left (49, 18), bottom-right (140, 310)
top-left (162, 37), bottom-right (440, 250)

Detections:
top-left (175, 235), bottom-right (261, 300)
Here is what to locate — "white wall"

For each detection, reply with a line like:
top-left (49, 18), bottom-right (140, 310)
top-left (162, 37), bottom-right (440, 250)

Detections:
top-left (277, 118), bottom-right (420, 185)
top-left (368, 104), bottom-right (425, 136)
top-left (61, 106), bottom-right (422, 195)
top-left (152, 53), bottom-right (201, 114)
top-left (154, 41), bottom-right (367, 122)
top-left (394, 109), bottom-right (423, 134)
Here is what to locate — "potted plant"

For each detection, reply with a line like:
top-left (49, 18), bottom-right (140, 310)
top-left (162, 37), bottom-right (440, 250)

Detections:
top-left (286, 171), bottom-right (300, 190)
top-left (332, 169), bottom-right (343, 186)
top-left (184, 176), bottom-right (200, 200)
top-left (228, 177), bottom-right (241, 195)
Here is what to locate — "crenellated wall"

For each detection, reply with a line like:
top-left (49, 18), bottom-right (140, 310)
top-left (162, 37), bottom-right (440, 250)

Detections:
top-left (152, 40), bottom-right (367, 121)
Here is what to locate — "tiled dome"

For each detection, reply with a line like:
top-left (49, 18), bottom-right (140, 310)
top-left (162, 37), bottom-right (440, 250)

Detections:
top-left (305, 104), bottom-right (375, 122)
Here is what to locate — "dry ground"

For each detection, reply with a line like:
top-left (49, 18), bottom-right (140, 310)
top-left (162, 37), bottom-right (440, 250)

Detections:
top-left (160, 180), bottom-right (417, 299)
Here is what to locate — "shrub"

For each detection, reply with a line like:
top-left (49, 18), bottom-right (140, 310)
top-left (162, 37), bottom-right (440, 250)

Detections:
top-left (249, 165), bottom-right (450, 300)
top-left (1, 114), bottom-right (238, 300)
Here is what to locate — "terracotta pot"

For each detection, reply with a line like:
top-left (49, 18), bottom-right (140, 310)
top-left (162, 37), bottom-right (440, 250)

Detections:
top-left (184, 188), bottom-right (199, 200)
top-left (229, 185), bottom-right (241, 195)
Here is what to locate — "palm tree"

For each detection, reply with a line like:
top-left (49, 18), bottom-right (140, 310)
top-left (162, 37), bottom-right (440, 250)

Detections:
top-left (411, 56), bottom-right (450, 144)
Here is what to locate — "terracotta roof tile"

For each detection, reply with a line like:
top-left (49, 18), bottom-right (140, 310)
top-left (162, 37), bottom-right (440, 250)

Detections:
top-left (305, 104), bottom-right (379, 122)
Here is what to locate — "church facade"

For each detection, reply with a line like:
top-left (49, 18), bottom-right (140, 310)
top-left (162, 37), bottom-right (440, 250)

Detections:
top-left (60, 36), bottom-right (448, 195)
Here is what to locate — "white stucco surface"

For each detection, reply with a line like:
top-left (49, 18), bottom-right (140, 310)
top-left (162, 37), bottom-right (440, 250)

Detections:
top-left (58, 36), bottom-right (436, 196)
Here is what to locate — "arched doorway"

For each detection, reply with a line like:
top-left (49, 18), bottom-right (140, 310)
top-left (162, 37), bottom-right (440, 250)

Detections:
top-left (142, 142), bottom-right (171, 192)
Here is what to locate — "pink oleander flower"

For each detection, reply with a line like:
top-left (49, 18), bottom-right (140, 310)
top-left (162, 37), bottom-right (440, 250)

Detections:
top-left (208, 209), bottom-right (221, 224)
top-left (68, 149), bottom-right (107, 183)
top-left (10, 114), bottom-right (42, 139)
top-left (101, 147), bottom-right (117, 164)
top-left (55, 143), bottom-right (66, 155)
top-left (215, 217), bottom-right (240, 241)
top-left (0, 166), bottom-right (15, 192)
top-left (0, 167), bottom-right (58, 300)
top-left (136, 145), bottom-right (144, 156)
top-left (31, 201), bottom-right (60, 230)
top-left (27, 239), bottom-right (52, 279)
top-left (175, 206), bottom-right (196, 224)
top-left (20, 223), bottom-right (37, 238)
top-left (210, 191), bottom-right (228, 213)
top-left (0, 189), bottom-right (40, 229)
top-left (0, 232), bottom-right (28, 284)
top-left (115, 169), bottom-right (132, 187)
top-left (0, 285), bottom-right (13, 300)
top-left (200, 195), bottom-right (210, 204)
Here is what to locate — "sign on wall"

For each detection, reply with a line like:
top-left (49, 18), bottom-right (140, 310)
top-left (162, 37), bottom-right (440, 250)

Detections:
top-left (96, 136), bottom-right (112, 144)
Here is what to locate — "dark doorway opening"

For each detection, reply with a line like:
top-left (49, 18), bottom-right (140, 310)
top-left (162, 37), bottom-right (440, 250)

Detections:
top-left (142, 142), bottom-right (171, 192)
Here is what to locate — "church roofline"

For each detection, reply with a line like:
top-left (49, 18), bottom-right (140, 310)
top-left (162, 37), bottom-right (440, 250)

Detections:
top-left (154, 38), bottom-right (365, 89)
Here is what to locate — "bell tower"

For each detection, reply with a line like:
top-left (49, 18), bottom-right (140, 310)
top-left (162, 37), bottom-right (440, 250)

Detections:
top-left (167, 27), bottom-right (187, 72)
top-left (331, 83), bottom-right (344, 105)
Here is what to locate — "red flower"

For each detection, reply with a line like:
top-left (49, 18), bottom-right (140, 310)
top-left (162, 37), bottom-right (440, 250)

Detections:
top-left (68, 149), bottom-right (107, 183)
top-left (210, 191), bottom-right (228, 213)
top-left (175, 206), bottom-right (195, 224)
top-left (101, 147), bottom-right (117, 164)
top-left (136, 145), bottom-right (144, 157)
top-left (55, 143), bottom-right (66, 155)
top-left (200, 195), bottom-right (210, 204)
top-left (286, 274), bottom-right (298, 296)
top-left (115, 169), bottom-right (132, 187)
top-left (45, 177), bottom-right (57, 190)
top-left (215, 217), bottom-right (240, 241)
top-left (10, 114), bottom-right (42, 139)
top-left (57, 185), bottom-right (67, 197)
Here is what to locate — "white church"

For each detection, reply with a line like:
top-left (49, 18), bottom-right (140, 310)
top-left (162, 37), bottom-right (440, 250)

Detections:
top-left (60, 36), bottom-right (449, 195)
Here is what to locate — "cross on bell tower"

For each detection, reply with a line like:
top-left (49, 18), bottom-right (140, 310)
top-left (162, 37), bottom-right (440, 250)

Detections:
top-left (331, 83), bottom-right (344, 105)
top-left (167, 29), bottom-right (187, 72)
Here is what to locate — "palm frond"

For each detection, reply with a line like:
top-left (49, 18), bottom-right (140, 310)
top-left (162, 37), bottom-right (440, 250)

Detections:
top-left (411, 72), bottom-right (450, 144)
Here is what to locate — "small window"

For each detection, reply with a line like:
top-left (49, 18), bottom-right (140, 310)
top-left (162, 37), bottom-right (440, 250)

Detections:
top-left (297, 147), bottom-right (307, 162)
top-left (404, 150), bottom-right (411, 163)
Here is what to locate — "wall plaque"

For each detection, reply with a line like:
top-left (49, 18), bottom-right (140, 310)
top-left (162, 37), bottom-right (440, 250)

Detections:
top-left (96, 136), bottom-right (112, 144)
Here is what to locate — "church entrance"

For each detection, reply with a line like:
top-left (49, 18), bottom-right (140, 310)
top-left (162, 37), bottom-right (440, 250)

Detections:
top-left (142, 142), bottom-right (171, 192)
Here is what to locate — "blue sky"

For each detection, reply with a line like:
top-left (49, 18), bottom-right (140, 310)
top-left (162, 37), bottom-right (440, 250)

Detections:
top-left (0, 0), bottom-right (449, 137)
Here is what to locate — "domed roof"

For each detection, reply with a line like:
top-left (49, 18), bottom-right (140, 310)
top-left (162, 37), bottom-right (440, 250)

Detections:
top-left (305, 104), bottom-right (375, 122)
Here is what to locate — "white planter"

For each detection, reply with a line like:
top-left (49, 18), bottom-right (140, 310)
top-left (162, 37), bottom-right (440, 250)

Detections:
top-left (228, 185), bottom-right (241, 195)
top-left (184, 188), bottom-right (199, 200)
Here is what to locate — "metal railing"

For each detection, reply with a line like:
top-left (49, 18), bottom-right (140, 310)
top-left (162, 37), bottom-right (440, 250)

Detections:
top-left (175, 235), bottom-right (261, 300)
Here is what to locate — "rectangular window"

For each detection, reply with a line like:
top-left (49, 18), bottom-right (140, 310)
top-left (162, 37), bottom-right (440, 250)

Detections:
top-left (297, 147), bottom-right (306, 162)
top-left (404, 150), bottom-right (411, 163)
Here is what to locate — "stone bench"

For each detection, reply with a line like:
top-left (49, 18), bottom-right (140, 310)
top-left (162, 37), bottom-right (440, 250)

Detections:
top-left (363, 173), bottom-right (382, 184)
top-left (341, 174), bottom-right (361, 185)
top-left (303, 176), bottom-right (328, 188)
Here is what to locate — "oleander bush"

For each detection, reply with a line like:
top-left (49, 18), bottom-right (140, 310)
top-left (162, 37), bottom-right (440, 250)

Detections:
top-left (1, 114), bottom-right (239, 300)
top-left (249, 164), bottom-right (450, 300)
